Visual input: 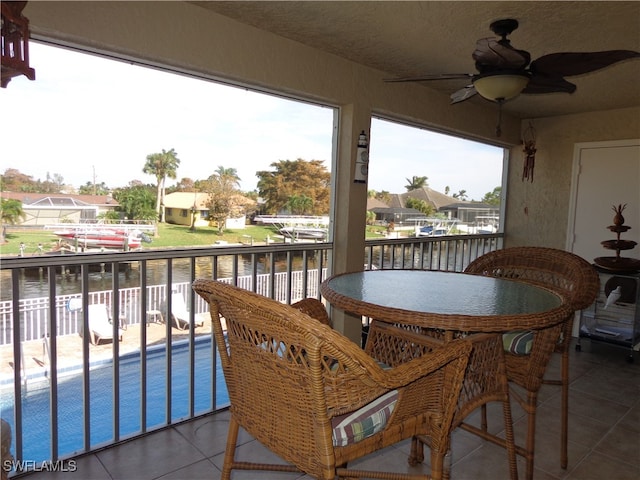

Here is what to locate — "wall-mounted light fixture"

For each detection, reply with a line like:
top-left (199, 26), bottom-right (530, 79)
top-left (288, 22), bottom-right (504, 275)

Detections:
top-left (354, 131), bottom-right (369, 184)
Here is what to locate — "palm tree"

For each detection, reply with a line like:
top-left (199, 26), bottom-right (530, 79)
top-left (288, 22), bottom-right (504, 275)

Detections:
top-left (404, 175), bottom-right (428, 191)
top-left (143, 148), bottom-right (180, 222)
top-left (0, 198), bottom-right (26, 243)
top-left (452, 189), bottom-right (468, 201)
top-left (286, 194), bottom-right (313, 215)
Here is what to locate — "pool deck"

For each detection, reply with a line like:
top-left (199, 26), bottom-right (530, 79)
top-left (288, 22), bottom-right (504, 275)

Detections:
top-left (0, 315), bottom-right (217, 386)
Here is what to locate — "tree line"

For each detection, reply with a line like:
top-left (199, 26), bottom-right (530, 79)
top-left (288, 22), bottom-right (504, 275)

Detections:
top-left (1, 152), bottom-right (499, 235)
top-left (0, 150), bottom-right (331, 234)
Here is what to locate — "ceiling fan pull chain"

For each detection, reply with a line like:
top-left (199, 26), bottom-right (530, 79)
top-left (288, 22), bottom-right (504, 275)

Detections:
top-left (495, 100), bottom-right (504, 137)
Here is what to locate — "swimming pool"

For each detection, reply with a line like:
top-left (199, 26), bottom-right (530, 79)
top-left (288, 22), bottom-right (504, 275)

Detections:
top-left (0, 338), bottom-right (229, 463)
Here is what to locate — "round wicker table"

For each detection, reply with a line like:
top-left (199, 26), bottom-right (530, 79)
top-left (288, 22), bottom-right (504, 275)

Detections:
top-left (320, 270), bottom-right (571, 333)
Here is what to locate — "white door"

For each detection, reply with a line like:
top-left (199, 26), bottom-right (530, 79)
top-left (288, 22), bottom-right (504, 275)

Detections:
top-left (568, 140), bottom-right (640, 264)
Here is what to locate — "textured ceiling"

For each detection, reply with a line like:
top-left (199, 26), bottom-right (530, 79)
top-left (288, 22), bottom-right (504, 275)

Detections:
top-left (192, 1), bottom-right (640, 119)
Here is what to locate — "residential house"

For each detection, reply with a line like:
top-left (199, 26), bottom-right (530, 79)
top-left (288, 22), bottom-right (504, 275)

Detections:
top-left (391, 187), bottom-right (459, 212)
top-left (163, 192), bottom-right (211, 228)
top-left (0, 192), bottom-right (119, 226)
top-left (370, 188), bottom-right (500, 228)
top-left (163, 192), bottom-right (249, 229)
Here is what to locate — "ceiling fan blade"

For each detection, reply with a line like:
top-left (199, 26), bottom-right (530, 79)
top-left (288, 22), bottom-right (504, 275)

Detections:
top-left (450, 85), bottom-right (477, 104)
top-left (531, 50), bottom-right (640, 77)
top-left (473, 38), bottom-right (531, 71)
top-left (384, 73), bottom-right (473, 83)
top-left (522, 74), bottom-right (576, 94)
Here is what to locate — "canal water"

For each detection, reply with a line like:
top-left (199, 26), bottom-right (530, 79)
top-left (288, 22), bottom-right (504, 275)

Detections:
top-left (2, 241), bottom-right (461, 301)
top-left (1, 251), bottom-right (327, 302)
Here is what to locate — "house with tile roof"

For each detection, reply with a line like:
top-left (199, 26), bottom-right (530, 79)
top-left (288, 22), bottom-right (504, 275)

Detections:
top-left (368, 187), bottom-right (500, 230)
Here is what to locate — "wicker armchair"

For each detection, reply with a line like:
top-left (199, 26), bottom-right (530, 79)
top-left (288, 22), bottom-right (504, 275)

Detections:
top-left (192, 279), bottom-right (472, 480)
top-left (463, 246), bottom-right (599, 480)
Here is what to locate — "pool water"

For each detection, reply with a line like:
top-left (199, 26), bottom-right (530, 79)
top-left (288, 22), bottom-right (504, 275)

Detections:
top-left (0, 338), bottom-right (229, 463)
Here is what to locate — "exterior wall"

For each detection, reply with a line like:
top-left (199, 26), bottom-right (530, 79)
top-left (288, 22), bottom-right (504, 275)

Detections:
top-left (505, 107), bottom-right (640, 249)
top-left (165, 207), bottom-right (244, 229)
top-left (164, 208), bottom-right (190, 227)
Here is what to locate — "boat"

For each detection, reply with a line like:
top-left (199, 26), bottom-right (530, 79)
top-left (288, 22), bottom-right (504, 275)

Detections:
top-left (258, 215), bottom-right (329, 241)
top-left (53, 228), bottom-right (151, 250)
top-left (474, 215), bottom-right (499, 234)
top-left (278, 226), bottom-right (328, 240)
top-left (416, 219), bottom-right (458, 237)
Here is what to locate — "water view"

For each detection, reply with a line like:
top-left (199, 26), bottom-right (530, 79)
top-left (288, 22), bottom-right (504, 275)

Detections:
top-left (1, 249), bottom-right (328, 302)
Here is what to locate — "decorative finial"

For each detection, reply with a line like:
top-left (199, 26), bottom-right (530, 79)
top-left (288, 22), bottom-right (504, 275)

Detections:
top-left (612, 203), bottom-right (627, 226)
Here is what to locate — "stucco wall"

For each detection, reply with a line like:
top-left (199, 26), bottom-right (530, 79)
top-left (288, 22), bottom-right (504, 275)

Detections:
top-left (505, 107), bottom-right (640, 249)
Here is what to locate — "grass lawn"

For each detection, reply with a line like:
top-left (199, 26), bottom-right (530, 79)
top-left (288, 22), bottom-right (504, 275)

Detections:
top-left (1, 223), bottom-right (390, 257)
top-left (0, 223), bottom-right (280, 257)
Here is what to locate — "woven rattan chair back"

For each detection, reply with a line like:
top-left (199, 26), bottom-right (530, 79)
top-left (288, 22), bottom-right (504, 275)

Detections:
top-left (465, 246), bottom-right (597, 311)
top-left (192, 279), bottom-right (472, 480)
top-left (464, 246), bottom-right (599, 480)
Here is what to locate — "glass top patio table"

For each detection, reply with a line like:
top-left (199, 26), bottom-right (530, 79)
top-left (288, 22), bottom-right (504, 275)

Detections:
top-left (320, 270), bottom-right (571, 333)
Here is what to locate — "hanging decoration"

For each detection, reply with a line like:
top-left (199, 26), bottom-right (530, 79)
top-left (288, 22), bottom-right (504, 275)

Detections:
top-left (1, 1), bottom-right (36, 88)
top-left (353, 130), bottom-right (369, 183)
top-left (522, 122), bottom-right (536, 182)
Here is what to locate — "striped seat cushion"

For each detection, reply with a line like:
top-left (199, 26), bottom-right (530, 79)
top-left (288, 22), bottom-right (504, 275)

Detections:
top-left (502, 331), bottom-right (534, 355)
top-left (331, 390), bottom-right (398, 447)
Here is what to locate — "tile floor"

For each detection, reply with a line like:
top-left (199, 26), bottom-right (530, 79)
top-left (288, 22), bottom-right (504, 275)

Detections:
top-left (14, 340), bottom-right (640, 480)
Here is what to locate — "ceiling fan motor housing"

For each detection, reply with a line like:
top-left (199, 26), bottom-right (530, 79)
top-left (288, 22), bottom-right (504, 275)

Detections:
top-left (490, 19), bottom-right (519, 38)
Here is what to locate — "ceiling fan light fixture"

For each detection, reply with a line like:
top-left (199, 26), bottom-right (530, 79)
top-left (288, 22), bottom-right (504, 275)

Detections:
top-left (473, 72), bottom-right (530, 102)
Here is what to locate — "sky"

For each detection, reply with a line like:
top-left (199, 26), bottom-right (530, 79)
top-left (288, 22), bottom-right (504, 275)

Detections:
top-left (1, 42), bottom-right (504, 201)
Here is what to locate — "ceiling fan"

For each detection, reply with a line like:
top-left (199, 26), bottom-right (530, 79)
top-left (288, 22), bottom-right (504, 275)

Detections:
top-left (386, 18), bottom-right (639, 133)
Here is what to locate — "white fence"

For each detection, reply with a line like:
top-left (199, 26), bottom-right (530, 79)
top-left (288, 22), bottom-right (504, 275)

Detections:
top-left (0, 268), bottom-right (326, 345)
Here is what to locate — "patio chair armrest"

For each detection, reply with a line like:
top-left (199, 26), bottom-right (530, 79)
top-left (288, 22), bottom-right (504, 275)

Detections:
top-left (376, 337), bottom-right (472, 390)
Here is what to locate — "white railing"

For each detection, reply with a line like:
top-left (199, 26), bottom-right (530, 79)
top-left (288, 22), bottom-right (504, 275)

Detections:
top-left (0, 269), bottom-right (326, 345)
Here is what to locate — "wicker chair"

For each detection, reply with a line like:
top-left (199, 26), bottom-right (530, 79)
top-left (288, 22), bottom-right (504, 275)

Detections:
top-left (193, 279), bottom-right (472, 480)
top-left (398, 327), bottom-right (518, 480)
top-left (463, 246), bottom-right (599, 480)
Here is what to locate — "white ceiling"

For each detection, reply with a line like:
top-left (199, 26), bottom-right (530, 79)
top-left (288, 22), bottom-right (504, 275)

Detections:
top-left (192, 1), bottom-right (640, 119)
